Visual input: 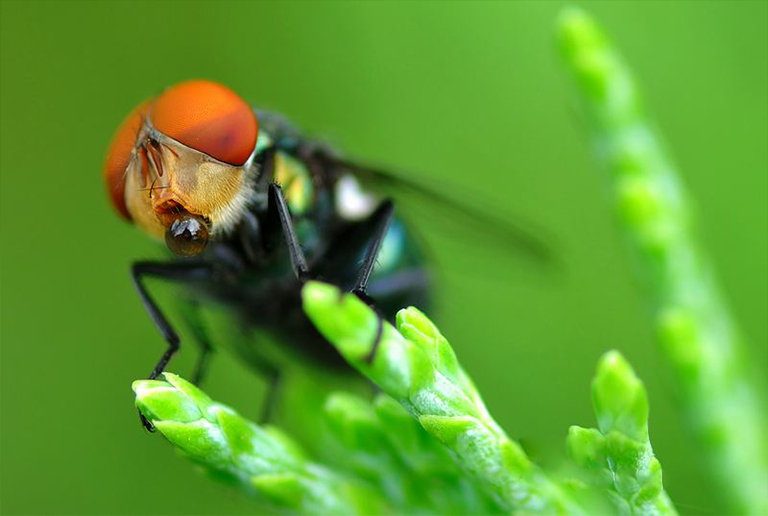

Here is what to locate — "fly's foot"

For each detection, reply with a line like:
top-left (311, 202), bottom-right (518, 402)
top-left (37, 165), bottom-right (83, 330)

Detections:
top-left (139, 410), bottom-right (156, 433)
top-left (352, 288), bottom-right (374, 306)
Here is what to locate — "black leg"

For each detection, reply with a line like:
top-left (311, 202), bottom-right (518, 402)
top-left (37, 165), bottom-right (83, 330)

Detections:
top-left (302, 199), bottom-right (397, 363)
top-left (258, 366), bottom-right (282, 425)
top-left (361, 268), bottom-right (430, 364)
top-left (266, 184), bottom-right (309, 282)
top-left (351, 200), bottom-right (394, 296)
top-left (131, 261), bottom-right (214, 431)
top-left (350, 201), bottom-right (394, 364)
top-left (177, 299), bottom-right (215, 386)
top-left (131, 261), bottom-right (214, 379)
top-left (343, 201), bottom-right (395, 364)
top-left (308, 200), bottom-right (395, 288)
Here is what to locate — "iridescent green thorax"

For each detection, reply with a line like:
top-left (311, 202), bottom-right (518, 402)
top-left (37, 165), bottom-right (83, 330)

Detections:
top-left (274, 152), bottom-right (313, 215)
top-left (251, 120), bottom-right (421, 292)
top-left (253, 128), bottom-right (313, 216)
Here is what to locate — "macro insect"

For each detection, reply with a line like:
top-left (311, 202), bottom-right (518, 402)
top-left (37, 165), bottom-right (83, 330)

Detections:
top-left (104, 80), bottom-right (550, 429)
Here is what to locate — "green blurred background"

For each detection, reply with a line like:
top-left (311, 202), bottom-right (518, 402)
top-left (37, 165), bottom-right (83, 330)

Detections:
top-left (1, 1), bottom-right (766, 514)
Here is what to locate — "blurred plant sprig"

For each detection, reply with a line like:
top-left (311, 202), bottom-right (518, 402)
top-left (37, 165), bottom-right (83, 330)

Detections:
top-left (557, 7), bottom-right (768, 515)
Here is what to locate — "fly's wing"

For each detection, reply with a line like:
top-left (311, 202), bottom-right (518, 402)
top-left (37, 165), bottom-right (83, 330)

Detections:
top-left (327, 156), bottom-right (559, 269)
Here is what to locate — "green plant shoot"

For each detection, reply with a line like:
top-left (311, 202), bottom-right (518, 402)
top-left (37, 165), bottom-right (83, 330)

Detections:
top-left (302, 281), bottom-right (578, 515)
top-left (557, 8), bottom-right (768, 515)
top-left (133, 374), bottom-right (391, 515)
top-left (568, 351), bottom-right (677, 516)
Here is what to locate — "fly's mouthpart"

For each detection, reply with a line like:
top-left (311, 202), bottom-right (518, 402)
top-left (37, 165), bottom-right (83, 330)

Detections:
top-left (156, 199), bottom-right (186, 215)
top-left (165, 212), bottom-right (210, 257)
top-left (157, 201), bottom-right (211, 257)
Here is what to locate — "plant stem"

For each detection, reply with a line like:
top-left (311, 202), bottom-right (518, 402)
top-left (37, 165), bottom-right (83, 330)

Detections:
top-left (557, 8), bottom-right (768, 514)
top-left (323, 391), bottom-right (503, 514)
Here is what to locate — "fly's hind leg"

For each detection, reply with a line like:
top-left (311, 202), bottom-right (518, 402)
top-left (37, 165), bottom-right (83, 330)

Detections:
top-left (256, 363), bottom-right (282, 425)
top-left (178, 299), bottom-right (215, 386)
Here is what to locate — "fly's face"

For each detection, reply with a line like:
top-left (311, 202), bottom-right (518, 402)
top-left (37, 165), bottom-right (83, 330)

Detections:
top-left (104, 80), bottom-right (259, 256)
top-left (121, 127), bottom-right (250, 255)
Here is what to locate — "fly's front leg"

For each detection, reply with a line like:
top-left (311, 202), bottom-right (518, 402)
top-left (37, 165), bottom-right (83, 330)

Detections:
top-left (265, 183), bottom-right (310, 282)
top-left (132, 262), bottom-right (214, 378)
top-left (307, 199), bottom-right (396, 362)
top-left (351, 201), bottom-right (394, 363)
top-left (131, 261), bottom-right (214, 430)
top-left (351, 200), bottom-right (394, 299)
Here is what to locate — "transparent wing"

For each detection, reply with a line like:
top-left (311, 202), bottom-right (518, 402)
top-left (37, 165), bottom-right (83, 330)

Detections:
top-left (328, 156), bottom-right (559, 270)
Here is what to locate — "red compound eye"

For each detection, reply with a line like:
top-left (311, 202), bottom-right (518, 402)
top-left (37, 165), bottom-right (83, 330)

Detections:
top-left (151, 80), bottom-right (258, 166)
top-left (104, 101), bottom-right (149, 220)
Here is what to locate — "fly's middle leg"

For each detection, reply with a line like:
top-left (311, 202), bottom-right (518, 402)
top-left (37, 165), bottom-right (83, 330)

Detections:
top-left (265, 183), bottom-right (309, 282)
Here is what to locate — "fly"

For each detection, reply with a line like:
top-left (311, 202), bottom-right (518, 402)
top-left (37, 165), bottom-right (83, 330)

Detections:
top-left (103, 80), bottom-right (552, 429)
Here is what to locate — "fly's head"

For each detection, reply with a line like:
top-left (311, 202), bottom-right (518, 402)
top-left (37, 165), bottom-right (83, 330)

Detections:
top-left (104, 80), bottom-right (259, 257)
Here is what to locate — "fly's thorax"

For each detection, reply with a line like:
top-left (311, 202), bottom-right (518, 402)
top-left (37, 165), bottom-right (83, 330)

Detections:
top-left (124, 125), bottom-right (258, 241)
top-left (273, 150), bottom-right (314, 215)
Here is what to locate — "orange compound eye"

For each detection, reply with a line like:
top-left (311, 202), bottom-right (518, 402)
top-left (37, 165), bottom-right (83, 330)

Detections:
top-left (151, 80), bottom-right (258, 166)
top-left (104, 101), bottom-right (149, 221)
